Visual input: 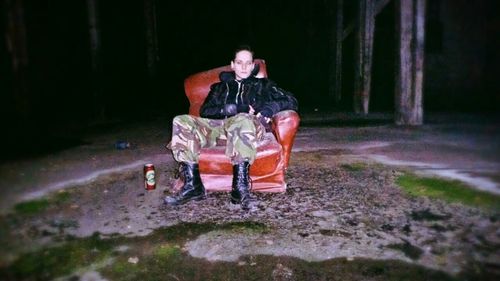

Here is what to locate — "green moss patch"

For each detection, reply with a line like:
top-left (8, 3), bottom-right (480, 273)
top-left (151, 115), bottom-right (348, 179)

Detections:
top-left (154, 243), bottom-right (182, 259)
top-left (13, 190), bottom-right (72, 216)
top-left (103, 254), bottom-right (461, 281)
top-left (0, 220), bottom-right (488, 281)
top-left (14, 199), bottom-right (50, 215)
top-left (53, 190), bottom-right (72, 203)
top-left (396, 173), bottom-right (500, 210)
top-left (341, 163), bottom-right (367, 172)
top-left (0, 233), bottom-right (113, 280)
top-left (0, 222), bottom-right (266, 280)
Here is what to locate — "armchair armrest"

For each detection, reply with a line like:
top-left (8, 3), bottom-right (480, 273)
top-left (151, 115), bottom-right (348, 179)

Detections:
top-left (271, 110), bottom-right (300, 169)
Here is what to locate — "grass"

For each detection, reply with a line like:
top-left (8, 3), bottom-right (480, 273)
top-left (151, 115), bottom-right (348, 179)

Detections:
top-left (396, 173), bottom-right (500, 210)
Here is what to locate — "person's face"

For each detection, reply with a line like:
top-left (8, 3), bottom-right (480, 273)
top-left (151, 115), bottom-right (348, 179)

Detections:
top-left (231, 50), bottom-right (254, 80)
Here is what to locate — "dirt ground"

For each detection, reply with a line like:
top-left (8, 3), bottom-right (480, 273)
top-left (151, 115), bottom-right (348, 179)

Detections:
top-left (0, 112), bottom-right (499, 280)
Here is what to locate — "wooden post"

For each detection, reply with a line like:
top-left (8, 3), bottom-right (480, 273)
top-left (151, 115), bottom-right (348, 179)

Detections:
top-left (395, 0), bottom-right (425, 125)
top-left (353, 0), bottom-right (375, 114)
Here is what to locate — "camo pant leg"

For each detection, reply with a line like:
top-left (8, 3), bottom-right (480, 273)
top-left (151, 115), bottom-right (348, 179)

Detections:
top-left (167, 114), bottom-right (224, 163)
top-left (224, 113), bottom-right (266, 165)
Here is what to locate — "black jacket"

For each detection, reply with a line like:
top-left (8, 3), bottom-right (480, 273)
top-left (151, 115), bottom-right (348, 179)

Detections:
top-left (200, 71), bottom-right (298, 119)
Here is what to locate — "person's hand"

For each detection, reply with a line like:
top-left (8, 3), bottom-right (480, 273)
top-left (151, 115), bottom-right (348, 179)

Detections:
top-left (256, 112), bottom-right (271, 124)
top-left (224, 104), bottom-right (237, 116)
top-left (255, 111), bottom-right (272, 131)
top-left (249, 105), bottom-right (256, 115)
top-left (255, 107), bottom-right (272, 123)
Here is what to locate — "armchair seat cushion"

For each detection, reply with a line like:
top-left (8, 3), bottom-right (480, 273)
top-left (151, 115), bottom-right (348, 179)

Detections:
top-left (174, 132), bottom-right (287, 193)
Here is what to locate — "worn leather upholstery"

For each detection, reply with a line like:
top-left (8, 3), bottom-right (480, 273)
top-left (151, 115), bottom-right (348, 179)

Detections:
top-left (176, 59), bottom-right (300, 192)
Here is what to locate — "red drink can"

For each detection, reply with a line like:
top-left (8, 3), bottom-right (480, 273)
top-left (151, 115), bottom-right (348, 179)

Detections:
top-left (144, 164), bottom-right (156, 190)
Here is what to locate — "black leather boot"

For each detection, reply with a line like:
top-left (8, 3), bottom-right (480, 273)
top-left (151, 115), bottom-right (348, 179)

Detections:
top-left (230, 161), bottom-right (255, 210)
top-left (164, 162), bottom-right (206, 206)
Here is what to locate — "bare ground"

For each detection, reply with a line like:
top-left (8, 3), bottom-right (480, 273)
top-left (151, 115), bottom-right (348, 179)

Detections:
top-left (1, 150), bottom-right (499, 279)
top-left (0, 113), bottom-right (499, 280)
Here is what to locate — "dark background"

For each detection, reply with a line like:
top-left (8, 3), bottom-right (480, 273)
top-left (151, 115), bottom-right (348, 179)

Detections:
top-left (0, 0), bottom-right (499, 151)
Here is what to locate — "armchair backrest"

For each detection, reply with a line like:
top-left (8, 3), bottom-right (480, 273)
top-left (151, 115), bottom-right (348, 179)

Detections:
top-left (184, 59), bottom-right (268, 116)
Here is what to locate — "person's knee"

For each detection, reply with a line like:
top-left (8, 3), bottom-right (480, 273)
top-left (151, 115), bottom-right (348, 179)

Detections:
top-left (173, 114), bottom-right (195, 126)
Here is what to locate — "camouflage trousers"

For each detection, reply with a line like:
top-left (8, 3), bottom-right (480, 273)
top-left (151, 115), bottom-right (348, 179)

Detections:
top-left (167, 113), bottom-right (266, 165)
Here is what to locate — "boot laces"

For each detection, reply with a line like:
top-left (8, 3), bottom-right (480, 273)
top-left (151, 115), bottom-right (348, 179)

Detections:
top-left (238, 164), bottom-right (253, 191)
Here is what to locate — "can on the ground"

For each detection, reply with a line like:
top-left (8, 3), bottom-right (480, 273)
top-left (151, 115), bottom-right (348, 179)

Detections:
top-left (144, 163), bottom-right (156, 190)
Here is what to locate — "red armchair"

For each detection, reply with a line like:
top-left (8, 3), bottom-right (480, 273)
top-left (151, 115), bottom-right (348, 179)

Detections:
top-left (174, 59), bottom-right (300, 193)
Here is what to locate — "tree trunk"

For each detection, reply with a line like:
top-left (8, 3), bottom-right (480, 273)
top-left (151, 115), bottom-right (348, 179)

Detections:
top-left (375, 0), bottom-right (392, 14)
top-left (328, 0), bottom-right (344, 104)
top-left (4, 0), bottom-right (30, 120)
top-left (86, 0), bottom-right (104, 120)
top-left (395, 0), bottom-right (425, 125)
top-left (353, 0), bottom-right (375, 114)
top-left (144, 0), bottom-right (159, 78)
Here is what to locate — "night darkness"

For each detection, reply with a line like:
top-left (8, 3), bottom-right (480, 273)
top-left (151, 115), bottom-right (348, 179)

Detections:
top-left (1, 0), bottom-right (499, 149)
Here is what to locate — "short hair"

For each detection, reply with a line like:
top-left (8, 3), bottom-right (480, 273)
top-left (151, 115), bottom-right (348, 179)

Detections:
top-left (233, 44), bottom-right (254, 61)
